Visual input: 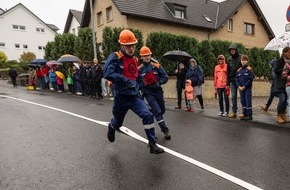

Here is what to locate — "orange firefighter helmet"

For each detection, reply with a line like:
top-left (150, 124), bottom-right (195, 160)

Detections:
top-left (118, 29), bottom-right (138, 45)
top-left (139, 46), bottom-right (152, 56)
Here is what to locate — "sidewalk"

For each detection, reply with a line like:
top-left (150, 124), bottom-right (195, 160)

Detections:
top-left (2, 79), bottom-right (288, 128)
top-left (165, 97), bottom-right (290, 128)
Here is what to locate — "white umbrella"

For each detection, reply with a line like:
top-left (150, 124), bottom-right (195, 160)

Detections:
top-left (264, 31), bottom-right (290, 51)
top-left (73, 62), bottom-right (80, 69)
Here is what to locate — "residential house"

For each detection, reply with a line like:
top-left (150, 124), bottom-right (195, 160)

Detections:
top-left (80, 0), bottom-right (274, 50)
top-left (63, 9), bottom-right (83, 35)
top-left (0, 3), bottom-right (58, 61)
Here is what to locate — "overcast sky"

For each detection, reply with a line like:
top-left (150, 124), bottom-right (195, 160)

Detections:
top-left (0, 0), bottom-right (289, 36)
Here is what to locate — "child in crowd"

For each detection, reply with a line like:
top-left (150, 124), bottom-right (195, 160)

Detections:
top-left (48, 69), bottom-right (57, 91)
top-left (214, 55), bottom-right (230, 117)
top-left (236, 54), bottom-right (254, 121)
top-left (56, 70), bottom-right (64, 92)
top-left (66, 66), bottom-right (74, 94)
top-left (184, 79), bottom-right (194, 112)
top-left (27, 76), bottom-right (35, 90)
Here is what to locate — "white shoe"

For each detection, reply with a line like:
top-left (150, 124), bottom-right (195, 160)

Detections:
top-left (222, 112), bottom-right (229, 117)
top-left (218, 112), bottom-right (223, 116)
top-left (76, 92), bottom-right (82, 95)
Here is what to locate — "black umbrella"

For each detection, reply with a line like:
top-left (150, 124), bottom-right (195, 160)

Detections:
top-left (28, 64), bottom-right (41, 70)
top-left (163, 50), bottom-right (192, 62)
top-left (31, 58), bottom-right (47, 65)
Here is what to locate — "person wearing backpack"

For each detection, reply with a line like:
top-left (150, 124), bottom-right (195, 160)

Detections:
top-left (186, 58), bottom-right (204, 109)
top-left (48, 68), bottom-right (57, 91)
top-left (104, 29), bottom-right (164, 154)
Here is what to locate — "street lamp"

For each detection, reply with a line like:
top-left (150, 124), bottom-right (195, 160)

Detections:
top-left (89, 0), bottom-right (97, 59)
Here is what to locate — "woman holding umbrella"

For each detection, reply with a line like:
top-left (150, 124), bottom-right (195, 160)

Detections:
top-left (163, 50), bottom-right (192, 109)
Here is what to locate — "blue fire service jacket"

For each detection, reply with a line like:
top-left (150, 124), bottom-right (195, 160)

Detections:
top-left (104, 50), bottom-right (141, 96)
top-left (138, 60), bottom-right (168, 93)
top-left (236, 65), bottom-right (253, 89)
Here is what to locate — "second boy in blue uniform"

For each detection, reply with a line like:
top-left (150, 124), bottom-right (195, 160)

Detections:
top-left (138, 46), bottom-right (171, 140)
top-left (236, 55), bottom-right (254, 121)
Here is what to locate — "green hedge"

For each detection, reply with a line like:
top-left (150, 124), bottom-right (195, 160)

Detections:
top-left (101, 27), bottom-right (279, 79)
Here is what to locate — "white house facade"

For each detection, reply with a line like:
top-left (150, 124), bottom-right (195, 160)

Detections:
top-left (69, 16), bottom-right (81, 35)
top-left (0, 3), bottom-right (58, 61)
top-left (63, 9), bottom-right (82, 35)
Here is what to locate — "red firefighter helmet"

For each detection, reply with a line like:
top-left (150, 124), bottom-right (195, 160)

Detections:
top-left (140, 46), bottom-right (152, 56)
top-left (118, 29), bottom-right (138, 45)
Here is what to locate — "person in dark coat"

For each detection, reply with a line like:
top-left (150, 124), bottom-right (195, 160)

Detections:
top-left (174, 62), bottom-right (187, 109)
top-left (227, 43), bottom-right (242, 118)
top-left (90, 58), bottom-right (103, 99)
top-left (8, 67), bottom-right (18, 87)
top-left (273, 47), bottom-right (290, 124)
top-left (261, 58), bottom-right (277, 112)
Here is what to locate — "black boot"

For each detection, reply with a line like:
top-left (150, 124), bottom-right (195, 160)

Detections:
top-left (148, 141), bottom-right (164, 154)
top-left (158, 121), bottom-right (171, 140)
top-left (107, 123), bottom-right (116, 142)
top-left (164, 130), bottom-right (171, 140)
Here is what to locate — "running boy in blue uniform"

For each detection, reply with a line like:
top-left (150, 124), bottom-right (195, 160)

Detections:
top-left (104, 29), bottom-right (164, 154)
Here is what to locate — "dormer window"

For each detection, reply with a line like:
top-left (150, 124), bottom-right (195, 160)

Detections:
top-left (174, 5), bottom-right (186, 19)
top-left (164, 2), bottom-right (187, 19)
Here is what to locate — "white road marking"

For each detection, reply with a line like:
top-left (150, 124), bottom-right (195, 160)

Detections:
top-left (1, 95), bottom-right (263, 190)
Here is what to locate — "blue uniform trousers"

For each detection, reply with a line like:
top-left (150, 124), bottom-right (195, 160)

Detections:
top-left (144, 89), bottom-right (169, 133)
top-left (109, 93), bottom-right (156, 142)
top-left (240, 88), bottom-right (252, 117)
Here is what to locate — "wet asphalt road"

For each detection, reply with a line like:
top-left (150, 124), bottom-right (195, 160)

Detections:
top-left (1, 80), bottom-right (290, 190)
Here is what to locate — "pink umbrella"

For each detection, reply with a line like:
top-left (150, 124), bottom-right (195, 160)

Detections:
top-left (46, 60), bottom-right (63, 68)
